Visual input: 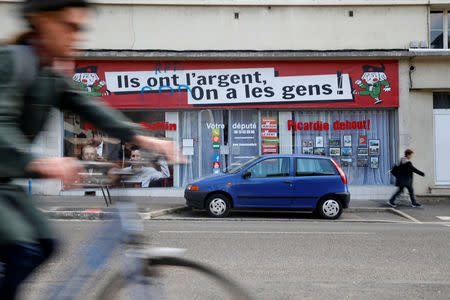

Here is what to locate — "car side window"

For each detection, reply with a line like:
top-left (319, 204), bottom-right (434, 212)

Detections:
top-left (296, 158), bottom-right (338, 176)
top-left (247, 158), bottom-right (290, 178)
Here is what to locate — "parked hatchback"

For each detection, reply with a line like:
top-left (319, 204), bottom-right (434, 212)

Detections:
top-left (185, 155), bottom-right (350, 219)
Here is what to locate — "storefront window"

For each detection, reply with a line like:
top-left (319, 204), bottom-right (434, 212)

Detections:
top-left (179, 111), bottom-right (200, 188)
top-left (229, 110), bottom-right (259, 168)
top-left (292, 110), bottom-right (394, 185)
top-left (63, 110), bottom-right (174, 188)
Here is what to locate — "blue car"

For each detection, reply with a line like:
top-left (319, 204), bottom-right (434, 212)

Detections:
top-left (185, 155), bottom-right (350, 219)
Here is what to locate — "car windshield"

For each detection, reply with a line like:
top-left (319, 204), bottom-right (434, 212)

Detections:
top-left (226, 157), bottom-right (260, 174)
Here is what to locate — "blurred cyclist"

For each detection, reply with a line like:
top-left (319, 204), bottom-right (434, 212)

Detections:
top-left (0, 1), bottom-right (184, 298)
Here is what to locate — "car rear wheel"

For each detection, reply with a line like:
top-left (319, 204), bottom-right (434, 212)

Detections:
top-left (316, 197), bottom-right (343, 219)
top-left (206, 194), bottom-right (231, 218)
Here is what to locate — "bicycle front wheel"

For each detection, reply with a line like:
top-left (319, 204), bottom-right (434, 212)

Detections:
top-left (98, 256), bottom-right (254, 300)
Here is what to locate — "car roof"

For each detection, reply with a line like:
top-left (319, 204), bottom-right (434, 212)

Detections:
top-left (259, 154), bottom-right (333, 160)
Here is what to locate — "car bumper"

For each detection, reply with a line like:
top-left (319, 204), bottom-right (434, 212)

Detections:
top-left (335, 192), bottom-right (350, 208)
top-left (184, 190), bottom-right (209, 209)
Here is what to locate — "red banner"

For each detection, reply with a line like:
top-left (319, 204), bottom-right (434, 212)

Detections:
top-left (70, 60), bottom-right (399, 109)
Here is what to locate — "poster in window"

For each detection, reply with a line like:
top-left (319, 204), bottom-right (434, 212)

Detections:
top-left (357, 147), bottom-right (369, 156)
top-left (302, 139), bottom-right (313, 147)
top-left (313, 147), bottom-right (325, 156)
top-left (341, 147), bottom-right (352, 156)
top-left (329, 139), bottom-right (341, 147)
top-left (261, 117), bottom-right (278, 155)
top-left (315, 136), bottom-right (324, 147)
top-left (302, 147), bottom-right (313, 155)
top-left (329, 147), bottom-right (341, 156)
top-left (358, 135), bottom-right (367, 147)
top-left (341, 157), bottom-right (353, 167)
top-left (357, 157), bottom-right (369, 167)
top-left (370, 156), bottom-right (379, 169)
top-left (369, 139), bottom-right (380, 155)
top-left (343, 135), bottom-right (352, 147)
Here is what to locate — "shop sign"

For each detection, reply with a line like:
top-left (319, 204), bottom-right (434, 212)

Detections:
top-left (71, 60), bottom-right (399, 109)
top-left (287, 120), bottom-right (371, 131)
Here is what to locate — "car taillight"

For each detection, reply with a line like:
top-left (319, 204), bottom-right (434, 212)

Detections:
top-left (331, 159), bottom-right (347, 185)
top-left (187, 184), bottom-right (199, 191)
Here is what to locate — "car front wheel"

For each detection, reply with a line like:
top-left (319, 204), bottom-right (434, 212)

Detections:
top-left (316, 197), bottom-right (343, 219)
top-left (206, 194), bottom-right (231, 218)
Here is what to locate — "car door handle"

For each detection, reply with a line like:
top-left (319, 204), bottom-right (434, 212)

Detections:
top-left (284, 180), bottom-right (292, 183)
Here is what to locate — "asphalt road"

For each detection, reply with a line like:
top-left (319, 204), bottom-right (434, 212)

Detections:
top-left (18, 217), bottom-right (450, 300)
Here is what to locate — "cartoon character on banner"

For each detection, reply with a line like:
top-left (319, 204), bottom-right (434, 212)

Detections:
top-left (353, 64), bottom-right (391, 105)
top-left (72, 64), bottom-right (111, 97)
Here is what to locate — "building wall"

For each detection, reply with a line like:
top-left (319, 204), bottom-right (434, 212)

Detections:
top-left (409, 91), bottom-right (434, 194)
top-left (0, 0), bottom-right (447, 196)
top-left (0, 3), bottom-right (428, 50)
top-left (411, 58), bottom-right (450, 89)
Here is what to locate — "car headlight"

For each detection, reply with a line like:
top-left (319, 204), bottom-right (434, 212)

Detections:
top-left (187, 184), bottom-right (199, 191)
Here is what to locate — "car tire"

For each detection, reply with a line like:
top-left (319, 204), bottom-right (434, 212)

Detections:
top-left (316, 197), bottom-right (343, 220)
top-left (206, 194), bottom-right (231, 218)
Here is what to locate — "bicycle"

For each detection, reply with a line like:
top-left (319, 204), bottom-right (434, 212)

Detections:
top-left (44, 159), bottom-right (254, 300)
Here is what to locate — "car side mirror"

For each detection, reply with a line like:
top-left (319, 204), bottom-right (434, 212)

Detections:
top-left (242, 170), bottom-right (251, 179)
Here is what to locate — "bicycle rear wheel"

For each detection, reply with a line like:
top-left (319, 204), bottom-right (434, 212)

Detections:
top-left (98, 256), bottom-right (253, 300)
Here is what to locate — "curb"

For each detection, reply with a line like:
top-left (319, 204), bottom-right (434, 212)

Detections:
top-left (348, 206), bottom-right (422, 223)
top-left (41, 205), bottom-right (189, 220)
top-left (347, 207), bottom-right (394, 213)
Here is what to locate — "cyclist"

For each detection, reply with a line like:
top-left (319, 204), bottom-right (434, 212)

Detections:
top-left (0, 1), bottom-right (184, 298)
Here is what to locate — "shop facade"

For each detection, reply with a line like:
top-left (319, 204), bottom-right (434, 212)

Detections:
top-left (60, 59), bottom-right (400, 195)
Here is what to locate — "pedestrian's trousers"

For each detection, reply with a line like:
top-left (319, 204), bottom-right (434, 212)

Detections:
top-left (389, 185), bottom-right (417, 204)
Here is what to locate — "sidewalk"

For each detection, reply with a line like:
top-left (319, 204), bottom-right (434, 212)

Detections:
top-left (35, 195), bottom-right (187, 220)
top-left (35, 196), bottom-right (449, 220)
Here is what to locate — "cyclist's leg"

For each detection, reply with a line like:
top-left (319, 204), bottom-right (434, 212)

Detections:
top-left (0, 186), bottom-right (56, 299)
top-left (0, 243), bottom-right (46, 299)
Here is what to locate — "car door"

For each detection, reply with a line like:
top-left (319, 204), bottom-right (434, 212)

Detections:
top-left (234, 157), bottom-right (293, 207)
top-left (291, 157), bottom-right (341, 208)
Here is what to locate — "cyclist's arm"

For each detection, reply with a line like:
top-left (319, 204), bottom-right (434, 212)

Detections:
top-left (58, 78), bottom-right (186, 164)
top-left (58, 78), bottom-right (138, 143)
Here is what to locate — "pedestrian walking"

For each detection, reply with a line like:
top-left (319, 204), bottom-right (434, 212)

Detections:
top-left (0, 1), bottom-right (184, 299)
top-left (388, 149), bottom-right (424, 208)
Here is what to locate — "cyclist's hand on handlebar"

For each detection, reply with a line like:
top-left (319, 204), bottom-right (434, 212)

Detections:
top-left (26, 157), bottom-right (84, 185)
top-left (132, 135), bottom-right (188, 164)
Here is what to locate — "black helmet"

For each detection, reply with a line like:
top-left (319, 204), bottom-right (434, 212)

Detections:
top-left (22, 0), bottom-right (89, 15)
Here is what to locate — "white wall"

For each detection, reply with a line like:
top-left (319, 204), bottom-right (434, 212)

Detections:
top-left (409, 91), bottom-right (434, 194)
top-left (411, 58), bottom-right (450, 89)
top-left (0, 3), bottom-right (428, 50)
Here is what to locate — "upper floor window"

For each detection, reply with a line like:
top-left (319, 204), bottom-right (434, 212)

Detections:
top-left (430, 11), bottom-right (450, 49)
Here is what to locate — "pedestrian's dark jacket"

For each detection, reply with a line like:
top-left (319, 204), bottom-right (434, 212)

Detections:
top-left (395, 157), bottom-right (424, 187)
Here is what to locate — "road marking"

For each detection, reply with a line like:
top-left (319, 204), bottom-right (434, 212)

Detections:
top-left (436, 216), bottom-right (450, 221)
top-left (159, 230), bottom-right (375, 235)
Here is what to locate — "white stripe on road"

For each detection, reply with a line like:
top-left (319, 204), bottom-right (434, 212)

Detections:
top-left (436, 216), bottom-right (450, 221)
top-left (159, 231), bottom-right (375, 235)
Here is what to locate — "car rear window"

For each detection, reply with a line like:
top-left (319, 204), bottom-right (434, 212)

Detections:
top-left (296, 158), bottom-right (338, 176)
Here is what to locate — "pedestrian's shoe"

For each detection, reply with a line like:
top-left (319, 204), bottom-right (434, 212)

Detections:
top-left (386, 201), bottom-right (397, 208)
top-left (411, 203), bottom-right (423, 208)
